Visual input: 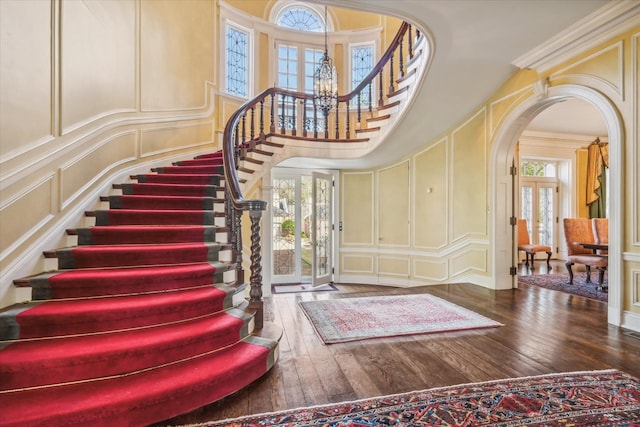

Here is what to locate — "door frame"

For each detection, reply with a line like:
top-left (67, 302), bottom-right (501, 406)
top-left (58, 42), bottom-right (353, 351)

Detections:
top-left (490, 83), bottom-right (623, 326)
top-left (264, 167), bottom-right (339, 292)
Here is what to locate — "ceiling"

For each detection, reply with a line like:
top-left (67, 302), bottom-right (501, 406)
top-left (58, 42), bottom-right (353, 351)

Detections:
top-left (288, 0), bottom-right (616, 169)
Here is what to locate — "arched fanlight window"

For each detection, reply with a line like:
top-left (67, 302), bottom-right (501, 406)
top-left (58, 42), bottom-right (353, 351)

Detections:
top-left (276, 6), bottom-right (324, 32)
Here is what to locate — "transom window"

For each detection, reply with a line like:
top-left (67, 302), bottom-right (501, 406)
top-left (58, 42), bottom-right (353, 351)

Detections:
top-left (277, 7), bottom-right (324, 32)
top-left (521, 160), bottom-right (557, 177)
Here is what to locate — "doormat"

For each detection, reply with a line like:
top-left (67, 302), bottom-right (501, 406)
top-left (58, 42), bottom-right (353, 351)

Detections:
top-left (272, 283), bottom-right (339, 294)
top-left (194, 369), bottom-right (640, 426)
top-left (299, 293), bottom-right (502, 344)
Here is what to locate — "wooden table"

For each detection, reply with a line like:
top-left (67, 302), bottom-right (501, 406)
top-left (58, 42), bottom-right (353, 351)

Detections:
top-left (577, 242), bottom-right (608, 254)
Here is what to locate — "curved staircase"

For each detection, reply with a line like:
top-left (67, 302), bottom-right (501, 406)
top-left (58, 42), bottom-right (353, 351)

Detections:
top-left (0, 151), bottom-right (280, 426)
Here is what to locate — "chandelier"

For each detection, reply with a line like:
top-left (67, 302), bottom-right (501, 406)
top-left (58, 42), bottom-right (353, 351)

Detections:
top-left (314, 6), bottom-right (338, 117)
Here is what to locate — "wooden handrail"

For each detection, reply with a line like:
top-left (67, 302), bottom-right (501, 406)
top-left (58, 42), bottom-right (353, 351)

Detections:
top-left (221, 21), bottom-right (419, 327)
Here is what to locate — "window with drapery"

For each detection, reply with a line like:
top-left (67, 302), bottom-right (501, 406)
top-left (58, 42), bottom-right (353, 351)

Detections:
top-left (586, 138), bottom-right (609, 218)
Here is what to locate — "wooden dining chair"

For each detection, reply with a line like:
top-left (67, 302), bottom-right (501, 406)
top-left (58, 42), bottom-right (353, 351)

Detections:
top-left (562, 218), bottom-right (608, 288)
top-left (591, 218), bottom-right (608, 255)
top-left (517, 219), bottom-right (552, 270)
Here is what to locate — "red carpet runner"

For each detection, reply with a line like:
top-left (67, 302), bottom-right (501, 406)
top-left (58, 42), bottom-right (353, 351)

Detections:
top-left (0, 150), bottom-right (279, 426)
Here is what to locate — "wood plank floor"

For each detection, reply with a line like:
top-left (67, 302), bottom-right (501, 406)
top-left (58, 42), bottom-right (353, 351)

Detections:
top-left (158, 270), bottom-right (640, 426)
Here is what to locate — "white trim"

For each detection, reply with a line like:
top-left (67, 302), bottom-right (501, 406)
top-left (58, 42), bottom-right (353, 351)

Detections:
top-left (269, 1), bottom-right (334, 32)
top-left (490, 84), bottom-right (625, 328)
top-left (512, 1), bottom-right (640, 73)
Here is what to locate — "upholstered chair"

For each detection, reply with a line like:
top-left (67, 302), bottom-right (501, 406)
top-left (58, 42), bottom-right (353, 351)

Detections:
top-left (562, 218), bottom-right (608, 288)
top-left (591, 218), bottom-right (608, 255)
top-left (517, 219), bottom-right (552, 270)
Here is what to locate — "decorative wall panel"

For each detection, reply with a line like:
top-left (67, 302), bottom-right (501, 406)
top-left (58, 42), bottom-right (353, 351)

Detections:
top-left (413, 140), bottom-right (447, 248)
top-left (0, 1), bottom-right (52, 153)
top-left (451, 248), bottom-right (487, 277)
top-left (60, 132), bottom-right (136, 206)
top-left (141, 0), bottom-right (215, 111)
top-left (140, 124), bottom-right (213, 158)
top-left (0, 176), bottom-right (54, 257)
top-left (452, 110), bottom-right (487, 240)
top-left (377, 161), bottom-right (409, 247)
top-left (341, 254), bottom-right (374, 273)
top-left (341, 171), bottom-right (374, 246)
top-left (413, 258), bottom-right (448, 282)
top-left (61, 0), bottom-right (136, 132)
top-left (378, 256), bottom-right (409, 277)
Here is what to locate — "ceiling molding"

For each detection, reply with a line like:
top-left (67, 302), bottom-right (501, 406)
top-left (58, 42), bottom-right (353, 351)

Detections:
top-left (513, 0), bottom-right (640, 73)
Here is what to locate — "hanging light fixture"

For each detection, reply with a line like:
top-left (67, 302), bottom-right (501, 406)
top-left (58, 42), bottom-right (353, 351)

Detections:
top-left (314, 6), bottom-right (338, 117)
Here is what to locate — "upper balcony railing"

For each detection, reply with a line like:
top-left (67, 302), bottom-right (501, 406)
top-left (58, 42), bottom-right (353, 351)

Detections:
top-left (222, 22), bottom-right (421, 327)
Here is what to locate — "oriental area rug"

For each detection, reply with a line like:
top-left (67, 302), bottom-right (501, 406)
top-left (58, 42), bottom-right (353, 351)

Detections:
top-left (298, 293), bottom-right (502, 344)
top-left (518, 272), bottom-right (608, 302)
top-left (194, 369), bottom-right (640, 427)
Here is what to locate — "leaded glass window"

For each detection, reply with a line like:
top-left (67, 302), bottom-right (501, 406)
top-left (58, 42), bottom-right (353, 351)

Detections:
top-left (225, 25), bottom-right (248, 97)
top-left (351, 44), bottom-right (374, 107)
top-left (277, 7), bottom-right (324, 32)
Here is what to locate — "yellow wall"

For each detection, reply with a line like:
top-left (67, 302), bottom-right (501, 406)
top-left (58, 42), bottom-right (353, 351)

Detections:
top-left (339, 24), bottom-right (640, 329)
top-left (0, 0), bottom-right (218, 307)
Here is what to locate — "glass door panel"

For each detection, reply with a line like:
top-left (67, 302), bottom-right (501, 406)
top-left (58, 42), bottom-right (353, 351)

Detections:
top-left (312, 172), bottom-right (332, 286)
top-left (520, 181), bottom-right (557, 252)
top-left (272, 177), bottom-right (298, 283)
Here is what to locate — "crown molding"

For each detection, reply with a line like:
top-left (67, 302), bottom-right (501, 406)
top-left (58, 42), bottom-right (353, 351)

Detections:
top-left (513, 0), bottom-right (640, 73)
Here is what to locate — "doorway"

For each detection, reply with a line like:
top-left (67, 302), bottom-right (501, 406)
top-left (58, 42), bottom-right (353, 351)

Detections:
top-left (519, 159), bottom-right (559, 258)
top-left (270, 169), bottom-right (334, 286)
top-left (490, 84), bottom-right (622, 326)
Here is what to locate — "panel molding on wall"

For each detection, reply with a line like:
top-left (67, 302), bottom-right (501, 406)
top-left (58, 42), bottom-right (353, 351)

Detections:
top-left (60, 131), bottom-right (137, 209)
top-left (413, 258), bottom-right (448, 282)
top-left (341, 254), bottom-right (375, 274)
top-left (0, 174), bottom-right (55, 262)
top-left (633, 32), bottom-right (639, 246)
top-left (341, 171), bottom-right (375, 246)
top-left (412, 139), bottom-right (448, 250)
top-left (140, 123), bottom-right (214, 158)
top-left (377, 159), bottom-right (410, 248)
top-left (550, 42), bottom-right (624, 100)
top-left (450, 247), bottom-right (488, 277)
top-left (451, 108), bottom-right (487, 242)
top-left (633, 269), bottom-right (640, 307)
top-left (378, 255), bottom-right (409, 277)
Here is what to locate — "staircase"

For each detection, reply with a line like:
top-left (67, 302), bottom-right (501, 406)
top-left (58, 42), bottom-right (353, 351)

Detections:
top-left (0, 151), bottom-right (280, 426)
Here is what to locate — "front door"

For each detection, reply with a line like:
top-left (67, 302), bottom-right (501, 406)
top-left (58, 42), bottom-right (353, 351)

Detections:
top-left (520, 180), bottom-right (558, 253)
top-left (312, 172), bottom-right (333, 286)
top-left (271, 171), bottom-right (333, 285)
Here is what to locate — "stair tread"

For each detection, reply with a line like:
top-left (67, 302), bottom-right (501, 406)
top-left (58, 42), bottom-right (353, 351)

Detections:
top-left (2, 286), bottom-right (235, 339)
top-left (0, 309), bottom-right (251, 390)
top-left (0, 339), bottom-right (275, 427)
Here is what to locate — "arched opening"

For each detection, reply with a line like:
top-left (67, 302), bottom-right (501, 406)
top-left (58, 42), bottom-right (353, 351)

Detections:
top-left (490, 83), bottom-right (623, 326)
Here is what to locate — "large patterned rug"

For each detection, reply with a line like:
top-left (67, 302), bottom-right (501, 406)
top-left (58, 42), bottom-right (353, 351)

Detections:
top-left (298, 293), bottom-right (502, 344)
top-left (193, 369), bottom-right (640, 426)
top-left (518, 271), bottom-right (608, 302)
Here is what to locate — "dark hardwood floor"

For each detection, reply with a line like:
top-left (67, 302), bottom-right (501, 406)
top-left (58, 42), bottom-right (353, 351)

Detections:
top-left (158, 262), bottom-right (640, 426)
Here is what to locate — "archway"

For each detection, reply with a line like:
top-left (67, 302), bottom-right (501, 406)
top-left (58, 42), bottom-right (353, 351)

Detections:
top-left (490, 83), bottom-right (623, 326)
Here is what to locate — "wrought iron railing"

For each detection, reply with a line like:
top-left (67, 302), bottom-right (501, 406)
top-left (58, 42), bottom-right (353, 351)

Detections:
top-left (222, 22), bottom-right (420, 327)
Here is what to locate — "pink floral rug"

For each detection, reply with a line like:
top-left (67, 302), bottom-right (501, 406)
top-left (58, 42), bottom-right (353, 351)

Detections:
top-left (195, 369), bottom-right (640, 426)
top-left (298, 293), bottom-right (502, 344)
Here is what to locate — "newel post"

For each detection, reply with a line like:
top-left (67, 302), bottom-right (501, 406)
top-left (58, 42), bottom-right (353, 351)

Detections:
top-left (246, 200), bottom-right (267, 329)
